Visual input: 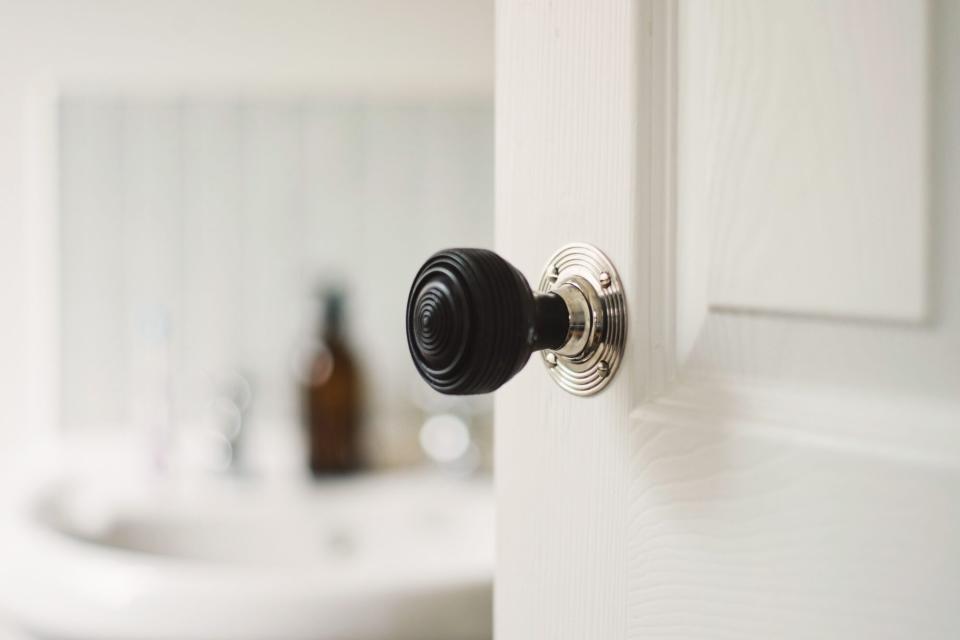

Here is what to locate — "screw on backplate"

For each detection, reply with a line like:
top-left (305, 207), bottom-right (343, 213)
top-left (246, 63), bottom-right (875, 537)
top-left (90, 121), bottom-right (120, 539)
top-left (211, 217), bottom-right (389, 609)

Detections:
top-left (545, 352), bottom-right (558, 368)
top-left (599, 272), bottom-right (611, 289)
top-left (597, 360), bottom-right (610, 377)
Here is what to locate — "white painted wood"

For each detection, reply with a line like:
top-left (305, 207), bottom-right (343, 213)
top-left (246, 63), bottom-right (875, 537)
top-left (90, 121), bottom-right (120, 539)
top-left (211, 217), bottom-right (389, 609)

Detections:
top-left (496, 0), bottom-right (674, 636)
top-left (630, 377), bottom-right (960, 639)
top-left (679, 0), bottom-right (928, 323)
top-left (498, 0), bottom-right (960, 638)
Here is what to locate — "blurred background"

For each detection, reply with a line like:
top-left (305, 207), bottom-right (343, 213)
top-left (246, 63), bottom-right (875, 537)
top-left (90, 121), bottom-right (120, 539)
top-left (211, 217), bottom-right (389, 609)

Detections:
top-left (0, 2), bottom-right (494, 639)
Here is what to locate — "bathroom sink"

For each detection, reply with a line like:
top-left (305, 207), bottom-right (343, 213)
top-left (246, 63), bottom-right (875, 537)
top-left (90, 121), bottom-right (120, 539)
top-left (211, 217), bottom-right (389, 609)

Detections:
top-left (0, 470), bottom-right (493, 640)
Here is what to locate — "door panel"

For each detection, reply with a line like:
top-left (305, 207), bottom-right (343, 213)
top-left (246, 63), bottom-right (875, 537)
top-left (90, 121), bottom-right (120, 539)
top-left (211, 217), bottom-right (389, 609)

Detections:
top-left (631, 378), bottom-right (960, 638)
top-left (497, 0), bottom-right (960, 638)
top-left (680, 0), bottom-right (929, 322)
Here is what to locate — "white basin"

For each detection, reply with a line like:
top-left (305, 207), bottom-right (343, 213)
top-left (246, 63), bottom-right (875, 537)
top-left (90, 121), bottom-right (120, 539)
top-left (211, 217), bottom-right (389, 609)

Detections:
top-left (0, 470), bottom-right (493, 640)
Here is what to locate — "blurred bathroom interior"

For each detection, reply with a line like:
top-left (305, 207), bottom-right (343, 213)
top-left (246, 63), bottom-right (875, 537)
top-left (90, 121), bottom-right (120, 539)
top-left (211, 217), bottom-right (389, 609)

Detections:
top-left (0, 2), bottom-right (495, 639)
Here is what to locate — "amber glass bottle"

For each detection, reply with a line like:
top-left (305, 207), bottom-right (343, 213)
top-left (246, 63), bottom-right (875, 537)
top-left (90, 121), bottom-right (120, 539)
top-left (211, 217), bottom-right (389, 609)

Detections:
top-left (301, 290), bottom-right (362, 475)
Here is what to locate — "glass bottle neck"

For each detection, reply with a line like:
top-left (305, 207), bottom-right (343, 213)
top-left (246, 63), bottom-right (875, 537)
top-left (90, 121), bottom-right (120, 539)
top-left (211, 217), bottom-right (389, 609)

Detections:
top-left (320, 293), bottom-right (344, 341)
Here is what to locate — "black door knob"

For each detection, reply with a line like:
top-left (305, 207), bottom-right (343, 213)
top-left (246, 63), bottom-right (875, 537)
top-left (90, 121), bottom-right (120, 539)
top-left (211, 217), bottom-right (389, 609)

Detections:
top-left (406, 248), bottom-right (570, 395)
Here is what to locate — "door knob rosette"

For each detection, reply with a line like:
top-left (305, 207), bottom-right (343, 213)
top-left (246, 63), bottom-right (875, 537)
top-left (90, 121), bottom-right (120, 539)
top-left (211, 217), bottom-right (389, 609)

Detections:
top-left (536, 243), bottom-right (627, 396)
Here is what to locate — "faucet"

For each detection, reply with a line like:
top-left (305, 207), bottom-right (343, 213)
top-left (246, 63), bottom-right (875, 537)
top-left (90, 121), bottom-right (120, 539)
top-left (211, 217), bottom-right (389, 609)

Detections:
top-left (208, 370), bottom-right (253, 474)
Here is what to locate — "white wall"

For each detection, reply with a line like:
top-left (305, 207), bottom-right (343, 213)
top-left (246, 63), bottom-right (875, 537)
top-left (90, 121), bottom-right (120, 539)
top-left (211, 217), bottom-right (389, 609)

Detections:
top-left (0, 0), bottom-right (493, 446)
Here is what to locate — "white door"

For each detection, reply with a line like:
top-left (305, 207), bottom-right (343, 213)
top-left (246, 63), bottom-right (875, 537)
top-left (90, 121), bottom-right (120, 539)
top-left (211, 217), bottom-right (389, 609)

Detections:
top-left (496, 1), bottom-right (960, 638)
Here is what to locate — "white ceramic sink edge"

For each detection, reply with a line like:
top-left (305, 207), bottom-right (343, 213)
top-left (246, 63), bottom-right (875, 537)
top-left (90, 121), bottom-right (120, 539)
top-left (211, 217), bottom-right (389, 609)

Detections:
top-left (0, 469), bottom-right (493, 640)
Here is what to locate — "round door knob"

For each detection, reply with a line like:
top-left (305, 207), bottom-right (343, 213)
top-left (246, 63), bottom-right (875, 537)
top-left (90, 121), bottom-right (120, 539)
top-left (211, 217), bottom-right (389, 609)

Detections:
top-left (406, 244), bottom-right (627, 396)
top-left (406, 248), bottom-right (569, 395)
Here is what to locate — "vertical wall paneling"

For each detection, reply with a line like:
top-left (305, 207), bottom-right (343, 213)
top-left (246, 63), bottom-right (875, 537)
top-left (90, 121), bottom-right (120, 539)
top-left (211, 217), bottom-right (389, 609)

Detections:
top-left (58, 97), bottom-right (493, 465)
top-left (299, 103), bottom-right (363, 304)
top-left (237, 103), bottom-right (304, 430)
top-left (179, 101), bottom-right (244, 422)
top-left (120, 102), bottom-right (183, 437)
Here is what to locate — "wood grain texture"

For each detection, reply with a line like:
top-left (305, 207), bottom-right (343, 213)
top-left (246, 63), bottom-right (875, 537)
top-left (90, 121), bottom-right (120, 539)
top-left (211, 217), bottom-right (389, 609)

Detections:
top-left (632, 3), bottom-right (960, 634)
top-left (678, 0), bottom-right (928, 322)
top-left (495, 0), bottom-right (673, 637)
top-left (678, 0), bottom-right (960, 405)
top-left (630, 377), bottom-right (960, 639)
top-left (499, 0), bottom-right (960, 638)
